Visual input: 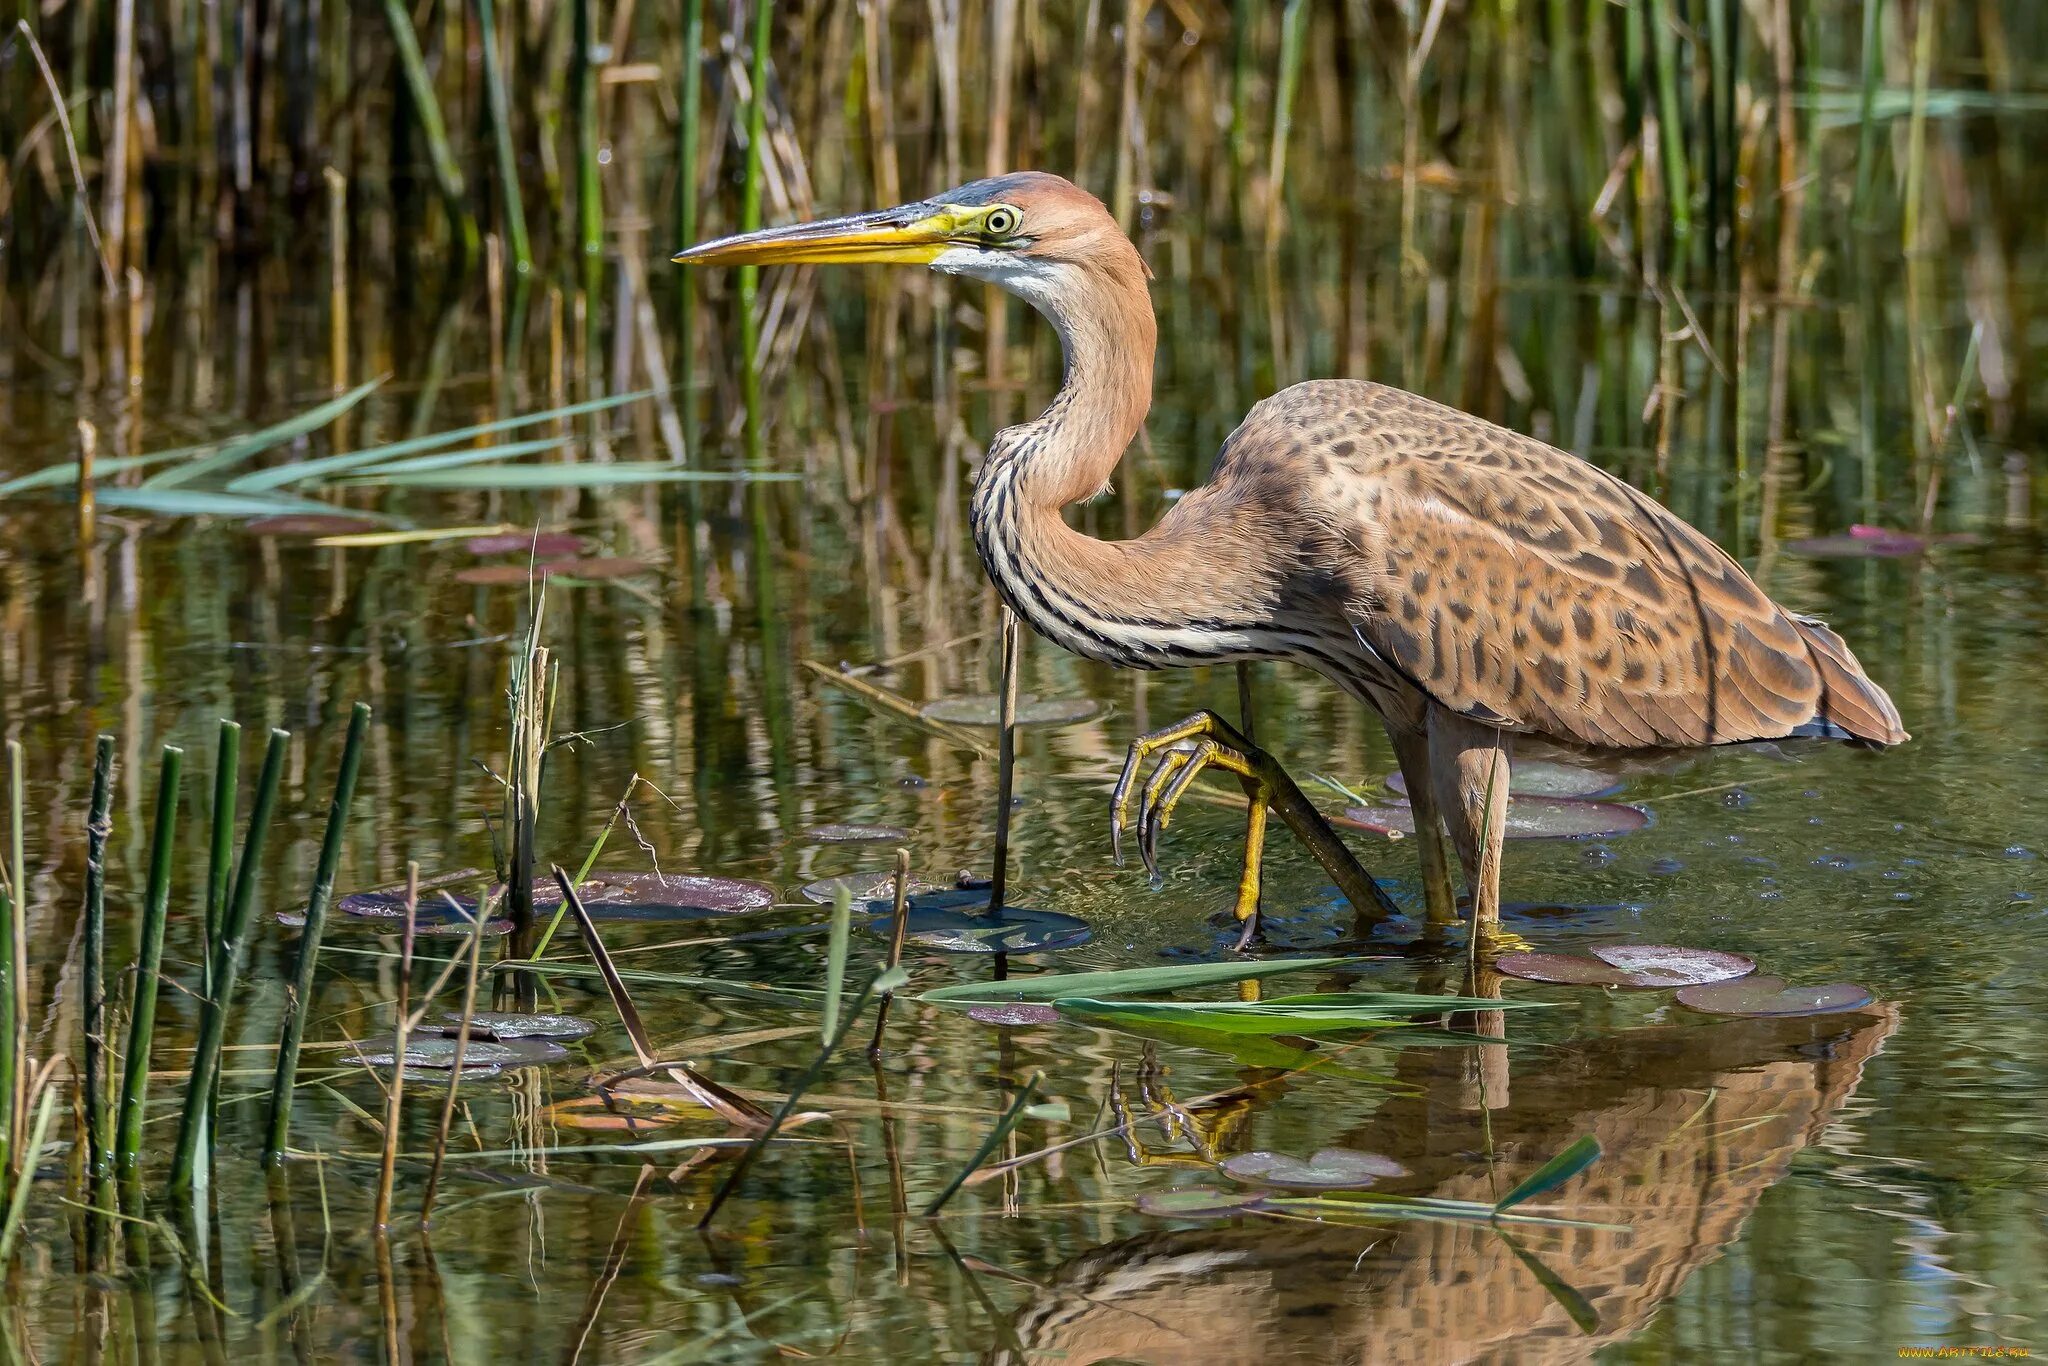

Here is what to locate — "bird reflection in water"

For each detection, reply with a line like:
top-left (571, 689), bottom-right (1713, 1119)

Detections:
top-left (992, 1005), bottom-right (1897, 1365)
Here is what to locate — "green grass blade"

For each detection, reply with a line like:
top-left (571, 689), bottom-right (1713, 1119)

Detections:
top-left (916, 955), bottom-right (1372, 1005)
top-left (227, 389), bottom-right (659, 492)
top-left (92, 488), bottom-right (378, 520)
top-left (343, 463), bottom-right (799, 489)
top-left (1494, 1135), bottom-right (1602, 1212)
top-left (0, 450), bottom-right (192, 498)
top-left (143, 378), bottom-right (385, 489)
top-left (340, 437), bottom-right (567, 478)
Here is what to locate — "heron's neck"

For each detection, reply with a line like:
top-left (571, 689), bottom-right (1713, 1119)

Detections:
top-left (970, 259), bottom-right (1280, 669)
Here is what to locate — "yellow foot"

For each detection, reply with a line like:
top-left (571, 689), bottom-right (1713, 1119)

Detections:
top-left (1110, 712), bottom-right (1267, 948)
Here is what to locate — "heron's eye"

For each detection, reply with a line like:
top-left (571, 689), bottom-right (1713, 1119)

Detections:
top-left (983, 206), bottom-right (1021, 239)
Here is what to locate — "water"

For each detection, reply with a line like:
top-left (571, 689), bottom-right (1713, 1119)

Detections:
top-left (4, 168), bottom-right (2046, 1366)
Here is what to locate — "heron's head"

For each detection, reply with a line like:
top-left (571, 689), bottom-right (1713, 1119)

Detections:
top-left (672, 172), bottom-right (1145, 311)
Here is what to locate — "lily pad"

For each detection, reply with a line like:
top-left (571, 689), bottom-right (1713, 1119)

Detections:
top-left (918, 694), bottom-right (1104, 727)
top-left (800, 871), bottom-right (941, 904)
top-left (440, 1011), bottom-right (597, 1041)
top-left (1134, 1186), bottom-right (1266, 1219)
top-left (1588, 944), bottom-right (1755, 986)
top-left (1386, 759), bottom-right (1619, 801)
top-left (1675, 975), bottom-right (1876, 1017)
top-left (465, 532), bottom-right (585, 556)
top-left (1337, 797), bottom-right (1648, 840)
top-left (349, 1036), bottom-right (570, 1070)
top-left (1497, 945), bottom-right (1754, 989)
top-left (1783, 525), bottom-right (1981, 559)
top-left (1219, 1147), bottom-right (1410, 1190)
top-left (801, 823), bottom-right (913, 844)
top-left (862, 889), bottom-right (1090, 954)
top-left (336, 868), bottom-right (493, 918)
top-left (965, 1003), bottom-right (1061, 1027)
top-left (574, 872), bottom-right (778, 918)
top-left (242, 514), bottom-right (379, 538)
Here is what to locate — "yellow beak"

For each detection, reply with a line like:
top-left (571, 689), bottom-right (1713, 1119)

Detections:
top-left (672, 203), bottom-right (959, 267)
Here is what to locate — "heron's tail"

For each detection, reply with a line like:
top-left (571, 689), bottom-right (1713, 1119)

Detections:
top-left (1791, 615), bottom-right (1908, 745)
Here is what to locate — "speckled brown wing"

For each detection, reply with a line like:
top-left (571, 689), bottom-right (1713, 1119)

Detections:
top-left (1249, 382), bottom-right (1907, 750)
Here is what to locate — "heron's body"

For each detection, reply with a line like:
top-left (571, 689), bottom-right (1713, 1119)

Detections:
top-left (678, 170), bottom-right (1905, 938)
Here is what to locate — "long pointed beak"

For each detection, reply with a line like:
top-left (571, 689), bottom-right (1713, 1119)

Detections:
top-left (672, 203), bottom-right (956, 267)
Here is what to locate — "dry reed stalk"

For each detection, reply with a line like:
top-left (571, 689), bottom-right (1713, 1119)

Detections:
top-left (371, 866), bottom-right (420, 1229)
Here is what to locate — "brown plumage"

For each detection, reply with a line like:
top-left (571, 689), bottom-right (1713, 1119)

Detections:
top-left (676, 170), bottom-right (1906, 939)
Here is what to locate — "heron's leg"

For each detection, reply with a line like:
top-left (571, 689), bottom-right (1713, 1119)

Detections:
top-left (1111, 711), bottom-right (1399, 943)
top-left (1387, 725), bottom-right (1459, 931)
top-left (1427, 707), bottom-right (1515, 942)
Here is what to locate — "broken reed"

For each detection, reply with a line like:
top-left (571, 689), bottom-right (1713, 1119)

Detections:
top-left (81, 736), bottom-right (115, 1212)
top-left (171, 727), bottom-right (289, 1195)
top-left (266, 702), bottom-right (372, 1160)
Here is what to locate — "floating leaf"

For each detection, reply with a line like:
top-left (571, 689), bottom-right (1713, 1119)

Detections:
top-left (800, 871), bottom-right (939, 904)
top-left (918, 955), bottom-right (1373, 1005)
top-left (575, 871), bottom-right (778, 918)
top-left (1339, 798), bottom-right (1648, 840)
top-left (919, 694), bottom-right (1104, 727)
top-left (802, 823), bottom-right (913, 843)
top-left (862, 890), bottom-right (1089, 954)
top-left (966, 1003), bottom-right (1061, 1027)
top-left (1588, 944), bottom-right (1754, 986)
top-left (336, 869), bottom-right (493, 918)
top-left (1219, 1147), bottom-right (1409, 1190)
top-left (1134, 1186), bottom-right (1266, 1219)
top-left (467, 532), bottom-right (585, 556)
top-left (243, 514), bottom-right (380, 538)
top-left (1495, 1135), bottom-right (1602, 1211)
top-left (1674, 975), bottom-right (1876, 1017)
top-left (1498, 945), bottom-right (1753, 989)
top-left (1783, 525), bottom-right (1981, 559)
top-left (350, 1036), bottom-right (569, 1070)
top-left (440, 1011), bottom-right (597, 1041)
top-left (1493, 952), bottom-right (1639, 987)
top-left (1386, 759), bottom-right (1618, 801)
top-left (313, 523), bottom-right (517, 548)
top-left (337, 437), bottom-right (567, 478)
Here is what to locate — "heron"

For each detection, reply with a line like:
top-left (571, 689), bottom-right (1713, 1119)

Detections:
top-left (675, 171), bottom-right (1907, 948)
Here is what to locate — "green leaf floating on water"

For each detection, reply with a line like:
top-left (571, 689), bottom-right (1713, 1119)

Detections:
top-left (144, 377), bottom-right (387, 488)
top-left (917, 955), bottom-right (1373, 1005)
top-left (1053, 992), bottom-right (1549, 1036)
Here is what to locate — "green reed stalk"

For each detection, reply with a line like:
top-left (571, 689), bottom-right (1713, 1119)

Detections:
top-left (476, 0), bottom-right (531, 277)
top-left (170, 728), bottom-right (288, 1195)
top-left (380, 0), bottom-right (479, 265)
top-left (1853, 0), bottom-right (1885, 227)
top-left (573, 0), bottom-right (602, 362)
top-left (676, 0), bottom-right (704, 457)
top-left (1264, 0), bottom-right (1309, 242)
top-left (1648, 0), bottom-right (1692, 256)
top-left (114, 746), bottom-right (182, 1175)
top-left (739, 0), bottom-right (773, 463)
top-left (82, 736), bottom-right (116, 1192)
top-left (264, 703), bottom-right (370, 1160)
top-left (0, 740), bottom-right (20, 1180)
top-left (202, 721), bottom-right (241, 999)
